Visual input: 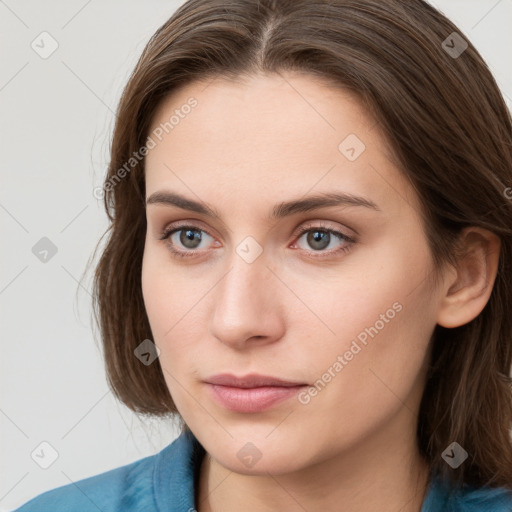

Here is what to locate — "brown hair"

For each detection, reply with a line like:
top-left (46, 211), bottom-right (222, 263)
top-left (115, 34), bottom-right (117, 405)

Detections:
top-left (89, 0), bottom-right (512, 490)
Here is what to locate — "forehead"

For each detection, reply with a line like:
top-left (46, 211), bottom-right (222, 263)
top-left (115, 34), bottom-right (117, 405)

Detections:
top-left (144, 72), bottom-right (420, 219)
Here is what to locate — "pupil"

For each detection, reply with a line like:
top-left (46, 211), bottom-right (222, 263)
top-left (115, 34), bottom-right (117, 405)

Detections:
top-left (308, 230), bottom-right (329, 250)
top-left (181, 229), bottom-right (201, 248)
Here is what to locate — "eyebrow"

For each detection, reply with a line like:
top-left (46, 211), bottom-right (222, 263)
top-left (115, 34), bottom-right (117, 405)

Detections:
top-left (146, 190), bottom-right (381, 220)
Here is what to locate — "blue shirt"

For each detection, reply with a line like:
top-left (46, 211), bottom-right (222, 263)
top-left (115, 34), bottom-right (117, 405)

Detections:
top-left (13, 429), bottom-right (512, 511)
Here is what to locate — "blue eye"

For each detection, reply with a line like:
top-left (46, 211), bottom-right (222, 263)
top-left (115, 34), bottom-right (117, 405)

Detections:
top-left (299, 227), bottom-right (353, 253)
top-left (293, 224), bottom-right (354, 257)
top-left (159, 222), bottom-right (355, 259)
top-left (160, 225), bottom-right (214, 258)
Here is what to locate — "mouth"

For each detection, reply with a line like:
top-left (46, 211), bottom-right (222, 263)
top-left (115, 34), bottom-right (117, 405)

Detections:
top-left (203, 373), bottom-right (308, 413)
top-left (204, 373), bottom-right (307, 388)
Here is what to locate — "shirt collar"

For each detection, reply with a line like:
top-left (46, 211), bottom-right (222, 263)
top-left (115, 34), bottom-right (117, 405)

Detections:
top-left (153, 429), bottom-right (511, 511)
top-left (153, 428), bottom-right (206, 512)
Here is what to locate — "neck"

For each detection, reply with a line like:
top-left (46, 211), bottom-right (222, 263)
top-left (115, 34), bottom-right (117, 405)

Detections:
top-left (196, 417), bottom-right (430, 512)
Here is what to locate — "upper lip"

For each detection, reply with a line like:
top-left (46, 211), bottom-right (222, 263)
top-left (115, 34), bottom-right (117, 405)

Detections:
top-left (204, 373), bottom-right (307, 388)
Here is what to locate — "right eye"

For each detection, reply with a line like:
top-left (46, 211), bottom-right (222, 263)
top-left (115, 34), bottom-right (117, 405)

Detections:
top-left (160, 224), bottom-right (216, 259)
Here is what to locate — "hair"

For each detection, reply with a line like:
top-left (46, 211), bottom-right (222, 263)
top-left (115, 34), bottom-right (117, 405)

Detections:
top-left (89, 0), bottom-right (512, 490)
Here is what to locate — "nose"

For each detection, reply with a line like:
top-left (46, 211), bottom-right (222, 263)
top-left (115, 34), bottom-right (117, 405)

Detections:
top-left (209, 252), bottom-right (285, 350)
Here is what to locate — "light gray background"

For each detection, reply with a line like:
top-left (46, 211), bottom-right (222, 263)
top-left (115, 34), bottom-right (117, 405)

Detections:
top-left (1, 1), bottom-right (511, 510)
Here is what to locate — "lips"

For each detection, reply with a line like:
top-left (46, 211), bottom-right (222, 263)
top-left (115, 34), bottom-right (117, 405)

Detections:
top-left (203, 373), bottom-right (308, 413)
top-left (204, 373), bottom-right (307, 388)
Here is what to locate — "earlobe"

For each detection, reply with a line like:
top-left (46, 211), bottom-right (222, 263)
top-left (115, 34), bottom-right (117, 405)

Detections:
top-left (436, 228), bottom-right (501, 329)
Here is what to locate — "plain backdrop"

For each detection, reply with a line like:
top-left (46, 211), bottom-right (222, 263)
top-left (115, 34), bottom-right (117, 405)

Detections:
top-left (1, 0), bottom-right (511, 510)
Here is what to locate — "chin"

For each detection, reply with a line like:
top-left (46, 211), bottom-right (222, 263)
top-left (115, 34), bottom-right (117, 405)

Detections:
top-left (200, 434), bottom-right (310, 476)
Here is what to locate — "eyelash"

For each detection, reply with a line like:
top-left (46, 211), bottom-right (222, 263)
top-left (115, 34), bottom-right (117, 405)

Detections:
top-left (159, 221), bottom-right (355, 260)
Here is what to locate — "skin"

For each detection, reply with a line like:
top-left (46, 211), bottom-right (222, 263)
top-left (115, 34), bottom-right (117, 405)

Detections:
top-left (141, 71), bottom-right (500, 512)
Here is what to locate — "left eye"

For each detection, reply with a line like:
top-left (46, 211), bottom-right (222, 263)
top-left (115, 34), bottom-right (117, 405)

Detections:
top-left (295, 227), bottom-right (351, 252)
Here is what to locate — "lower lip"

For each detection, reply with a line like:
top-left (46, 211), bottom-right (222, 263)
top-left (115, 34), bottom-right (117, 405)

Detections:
top-left (206, 383), bottom-right (306, 413)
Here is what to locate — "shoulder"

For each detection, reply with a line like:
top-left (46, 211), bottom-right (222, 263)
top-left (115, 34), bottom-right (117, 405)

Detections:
top-left (12, 451), bottom-right (157, 512)
top-left (12, 430), bottom-right (204, 512)
top-left (449, 486), bottom-right (512, 512)
top-left (423, 473), bottom-right (512, 512)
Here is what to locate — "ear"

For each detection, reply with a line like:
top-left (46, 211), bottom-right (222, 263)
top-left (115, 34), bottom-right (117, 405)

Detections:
top-left (437, 227), bottom-right (501, 328)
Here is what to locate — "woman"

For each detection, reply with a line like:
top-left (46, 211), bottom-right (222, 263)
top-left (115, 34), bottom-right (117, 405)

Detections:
top-left (15, 0), bottom-right (512, 510)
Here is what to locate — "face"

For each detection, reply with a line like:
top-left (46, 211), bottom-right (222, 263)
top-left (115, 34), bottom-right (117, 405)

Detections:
top-left (142, 71), bottom-right (443, 476)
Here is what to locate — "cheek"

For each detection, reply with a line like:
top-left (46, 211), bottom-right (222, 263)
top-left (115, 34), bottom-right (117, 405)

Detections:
top-left (141, 247), bottom-right (209, 377)
top-left (141, 242), bottom-right (194, 336)
top-left (141, 249), bottom-right (181, 363)
top-left (290, 238), bottom-right (435, 395)
top-left (141, 249), bottom-right (170, 341)
top-left (282, 241), bottom-right (425, 350)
